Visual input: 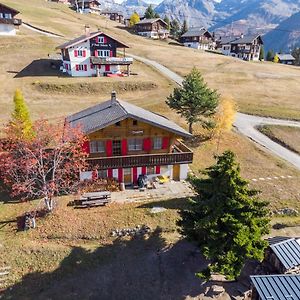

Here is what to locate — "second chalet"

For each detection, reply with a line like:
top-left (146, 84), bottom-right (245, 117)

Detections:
top-left (0, 2), bottom-right (22, 36)
top-left (56, 27), bottom-right (133, 77)
top-left (181, 27), bottom-right (215, 50)
top-left (135, 18), bottom-right (169, 39)
top-left (66, 92), bottom-right (193, 185)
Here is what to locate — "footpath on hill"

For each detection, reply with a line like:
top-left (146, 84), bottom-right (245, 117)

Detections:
top-left (129, 53), bottom-right (300, 170)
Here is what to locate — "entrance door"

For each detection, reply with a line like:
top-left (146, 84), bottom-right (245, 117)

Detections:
top-left (105, 64), bottom-right (110, 72)
top-left (112, 140), bottom-right (122, 156)
top-left (124, 168), bottom-right (132, 185)
top-left (173, 165), bottom-right (180, 181)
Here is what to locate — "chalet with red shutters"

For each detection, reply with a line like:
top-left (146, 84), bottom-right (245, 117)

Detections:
top-left (0, 3), bottom-right (22, 36)
top-left (66, 92), bottom-right (193, 185)
top-left (56, 27), bottom-right (133, 77)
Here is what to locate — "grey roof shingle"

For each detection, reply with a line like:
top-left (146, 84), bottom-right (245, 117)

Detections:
top-left (230, 34), bottom-right (263, 44)
top-left (251, 274), bottom-right (300, 300)
top-left (66, 98), bottom-right (191, 138)
top-left (277, 54), bottom-right (295, 61)
top-left (181, 27), bottom-right (210, 38)
top-left (136, 18), bottom-right (167, 26)
top-left (270, 238), bottom-right (300, 270)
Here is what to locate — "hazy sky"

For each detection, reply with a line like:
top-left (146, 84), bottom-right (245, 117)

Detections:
top-left (115, 0), bottom-right (162, 3)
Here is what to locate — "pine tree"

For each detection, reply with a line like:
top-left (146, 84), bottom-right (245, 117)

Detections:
top-left (170, 19), bottom-right (180, 39)
top-left (291, 48), bottom-right (300, 65)
top-left (129, 12), bottom-right (140, 27)
top-left (10, 89), bottom-right (33, 139)
top-left (178, 151), bottom-right (270, 280)
top-left (144, 5), bottom-right (155, 19)
top-left (166, 68), bottom-right (219, 134)
top-left (180, 19), bottom-right (188, 36)
top-left (266, 49), bottom-right (274, 61)
top-left (163, 15), bottom-right (170, 30)
top-left (259, 45), bottom-right (264, 61)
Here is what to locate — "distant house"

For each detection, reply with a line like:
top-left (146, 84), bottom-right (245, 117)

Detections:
top-left (73, 0), bottom-right (101, 14)
top-left (56, 27), bottom-right (133, 77)
top-left (0, 3), bottom-right (22, 36)
top-left (263, 237), bottom-right (300, 274)
top-left (135, 18), bottom-right (169, 39)
top-left (181, 27), bottom-right (215, 50)
top-left (217, 34), bottom-right (263, 61)
top-left (276, 53), bottom-right (295, 65)
top-left (101, 11), bottom-right (124, 23)
top-left (250, 274), bottom-right (300, 300)
top-left (66, 92), bottom-right (193, 185)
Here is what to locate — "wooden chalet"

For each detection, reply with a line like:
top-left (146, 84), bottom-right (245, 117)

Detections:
top-left (0, 3), bottom-right (21, 36)
top-left (72, 0), bottom-right (101, 14)
top-left (56, 28), bottom-right (133, 77)
top-left (66, 92), bottom-right (193, 185)
top-left (181, 27), bottom-right (215, 50)
top-left (101, 10), bottom-right (124, 23)
top-left (135, 18), bottom-right (169, 39)
top-left (276, 53), bottom-right (296, 65)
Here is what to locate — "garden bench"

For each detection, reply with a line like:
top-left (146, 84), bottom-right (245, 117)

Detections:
top-left (74, 191), bottom-right (111, 208)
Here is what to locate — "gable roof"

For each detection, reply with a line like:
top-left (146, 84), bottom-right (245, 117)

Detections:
top-left (136, 18), bottom-right (167, 26)
top-left (66, 96), bottom-right (191, 138)
top-left (230, 34), bottom-right (263, 45)
top-left (277, 53), bottom-right (295, 61)
top-left (251, 274), bottom-right (300, 300)
top-left (181, 27), bottom-right (212, 38)
top-left (56, 31), bottom-right (129, 49)
top-left (0, 3), bottom-right (19, 15)
top-left (269, 238), bottom-right (300, 270)
top-left (218, 36), bottom-right (237, 45)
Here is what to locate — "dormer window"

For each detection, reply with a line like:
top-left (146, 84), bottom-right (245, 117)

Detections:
top-left (133, 120), bottom-right (138, 126)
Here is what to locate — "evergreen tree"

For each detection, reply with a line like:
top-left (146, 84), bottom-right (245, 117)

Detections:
top-left (259, 45), bottom-right (264, 61)
top-left (129, 11), bottom-right (140, 27)
top-left (10, 89), bottom-right (33, 139)
top-left (170, 19), bottom-right (180, 39)
top-left (292, 47), bottom-right (300, 65)
top-left (144, 5), bottom-right (156, 19)
top-left (178, 151), bottom-right (270, 280)
top-left (154, 12), bottom-right (160, 18)
top-left (163, 15), bottom-right (171, 30)
top-left (266, 49), bottom-right (274, 61)
top-left (166, 68), bottom-right (219, 134)
top-left (180, 19), bottom-right (188, 36)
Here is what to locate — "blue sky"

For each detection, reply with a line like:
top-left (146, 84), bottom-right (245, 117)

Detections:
top-left (115, 0), bottom-right (162, 3)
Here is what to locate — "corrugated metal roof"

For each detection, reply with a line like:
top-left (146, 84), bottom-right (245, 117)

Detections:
top-left (266, 236), bottom-right (295, 246)
top-left (270, 238), bottom-right (300, 270)
top-left (66, 97), bottom-right (192, 138)
top-left (251, 274), bottom-right (300, 300)
top-left (277, 54), bottom-right (295, 61)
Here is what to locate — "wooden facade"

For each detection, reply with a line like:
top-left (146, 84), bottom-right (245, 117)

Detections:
top-left (135, 19), bottom-right (169, 39)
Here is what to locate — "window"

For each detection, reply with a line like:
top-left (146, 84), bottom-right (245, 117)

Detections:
top-left (112, 140), bottom-right (122, 156)
top-left (0, 13), bottom-right (3, 18)
top-left (98, 170), bottom-right (107, 179)
top-left (147, 166), bottom-right (155, 175)
top-left (97, 50), bottom-right (110, 57)
top-left (90, 141), bottom-right (105, 153)
top-left (133, 120), bottom-right (138, 126)
top-left (4, 13), bottom-right (12, 19)
top-left (115, 121), bottom-right (121, 127)
top-left (128, 139), bottom-right (142, 151)
top-left (153, 137), bottom-right (162, 150)
top-left (77, 50), bottom-right (86, 57)
top-left (98, 36), bottom-right (105, 44)
top-left (124, 168), bottom-right (131, 175)
top-left (76, 64), bottom-right (87, 71)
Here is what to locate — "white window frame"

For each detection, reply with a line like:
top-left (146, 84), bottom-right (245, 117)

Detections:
top-left (153, 137), bottom-right (162, 150)
top-left (4, 13), bottom-right (12, 19)
top-left (90, 141), bottom-right (105, 153)
top-left (77, 50), bottom-right (84, 57)
top-left (98, 169), bottom-right (107, 178)
top-left (98, 36), bottom-right (105, 44)
top-left (128, 139), bottom-right (142, 151)
top-left (97, 50), bottom-right (110, 58)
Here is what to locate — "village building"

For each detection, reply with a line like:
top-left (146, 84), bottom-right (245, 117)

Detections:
top-left (276, 53), bottom-right (296, 65)
top-left (264, 237), bottom-right (300, 274)
top-left (217, 34), bottom-right (263, 61)
top-left (181, 27), bottom-right (215, 50)
top-left (72, 0), bottom-right (101, 14)
top-left (134, 18), bottom-right (169, 39)
top-left (66, 92), bottom-right (193, 185)
top-left (56, 28), bottom-right (133, 77)
top-left (101, 10), bottom-right (124, 23)
top-left (0, 3), bottom-right (22, 36)
top-left (250, 274), bottom-right (300, 300)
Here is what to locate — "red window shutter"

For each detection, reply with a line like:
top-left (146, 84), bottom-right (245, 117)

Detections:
top-left (74, 50), bottom-right (78, 57)
top-left (110, 50), bottom-right (113, 57)
top-left (105, 65), bottom-right (110, 72)
top-left (143, 138), bottom-right (151, 152)
top-left (82, 141), bottom-right (90, 154)
top-left (95, 50), bottom-right (98, 57)
top-left (75, 64), bottom-right (79, 71)
top-left (118, 168), bottom-right (123, 182)
top-left (121, 139), bottom-right (127, 156)
top-left (142, 166), bottom-right (147, 175)
top-left (84, 64), bottom-right (87, 71)
top-left (133, 167), bottom-right (138, 184)
top-left (106, 140), bottom-right (113, 157)
top-left (162, 137), bottom-right (169, 149)
top-left (155, 166), bottom-right (161, 174)
top-left (108, 168), bottom-right (113, 178)
top-left (103, 36), bottom-right (107, 43)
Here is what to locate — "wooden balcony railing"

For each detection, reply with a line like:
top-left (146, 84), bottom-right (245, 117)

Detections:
top-left (91, 56), bottom-right (133, 65)
top-left (0, 18), bottom-right (22, 26)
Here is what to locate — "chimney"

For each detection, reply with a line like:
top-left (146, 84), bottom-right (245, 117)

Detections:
top-left (85, 25), bottom-right (90, 36)
top-left (111, 91), bottom-right (117, 105)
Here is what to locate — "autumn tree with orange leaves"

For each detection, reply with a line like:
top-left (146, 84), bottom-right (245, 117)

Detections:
top-left (0, 119), bottom-right (88, 211)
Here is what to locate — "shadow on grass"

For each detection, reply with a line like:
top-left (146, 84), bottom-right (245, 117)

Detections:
top-left (138, 197), bottom-right (194, 210)
top-left (13, 59), bottom-right (62, 78)
top-left (2, 228), bottom-right (209, 300)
